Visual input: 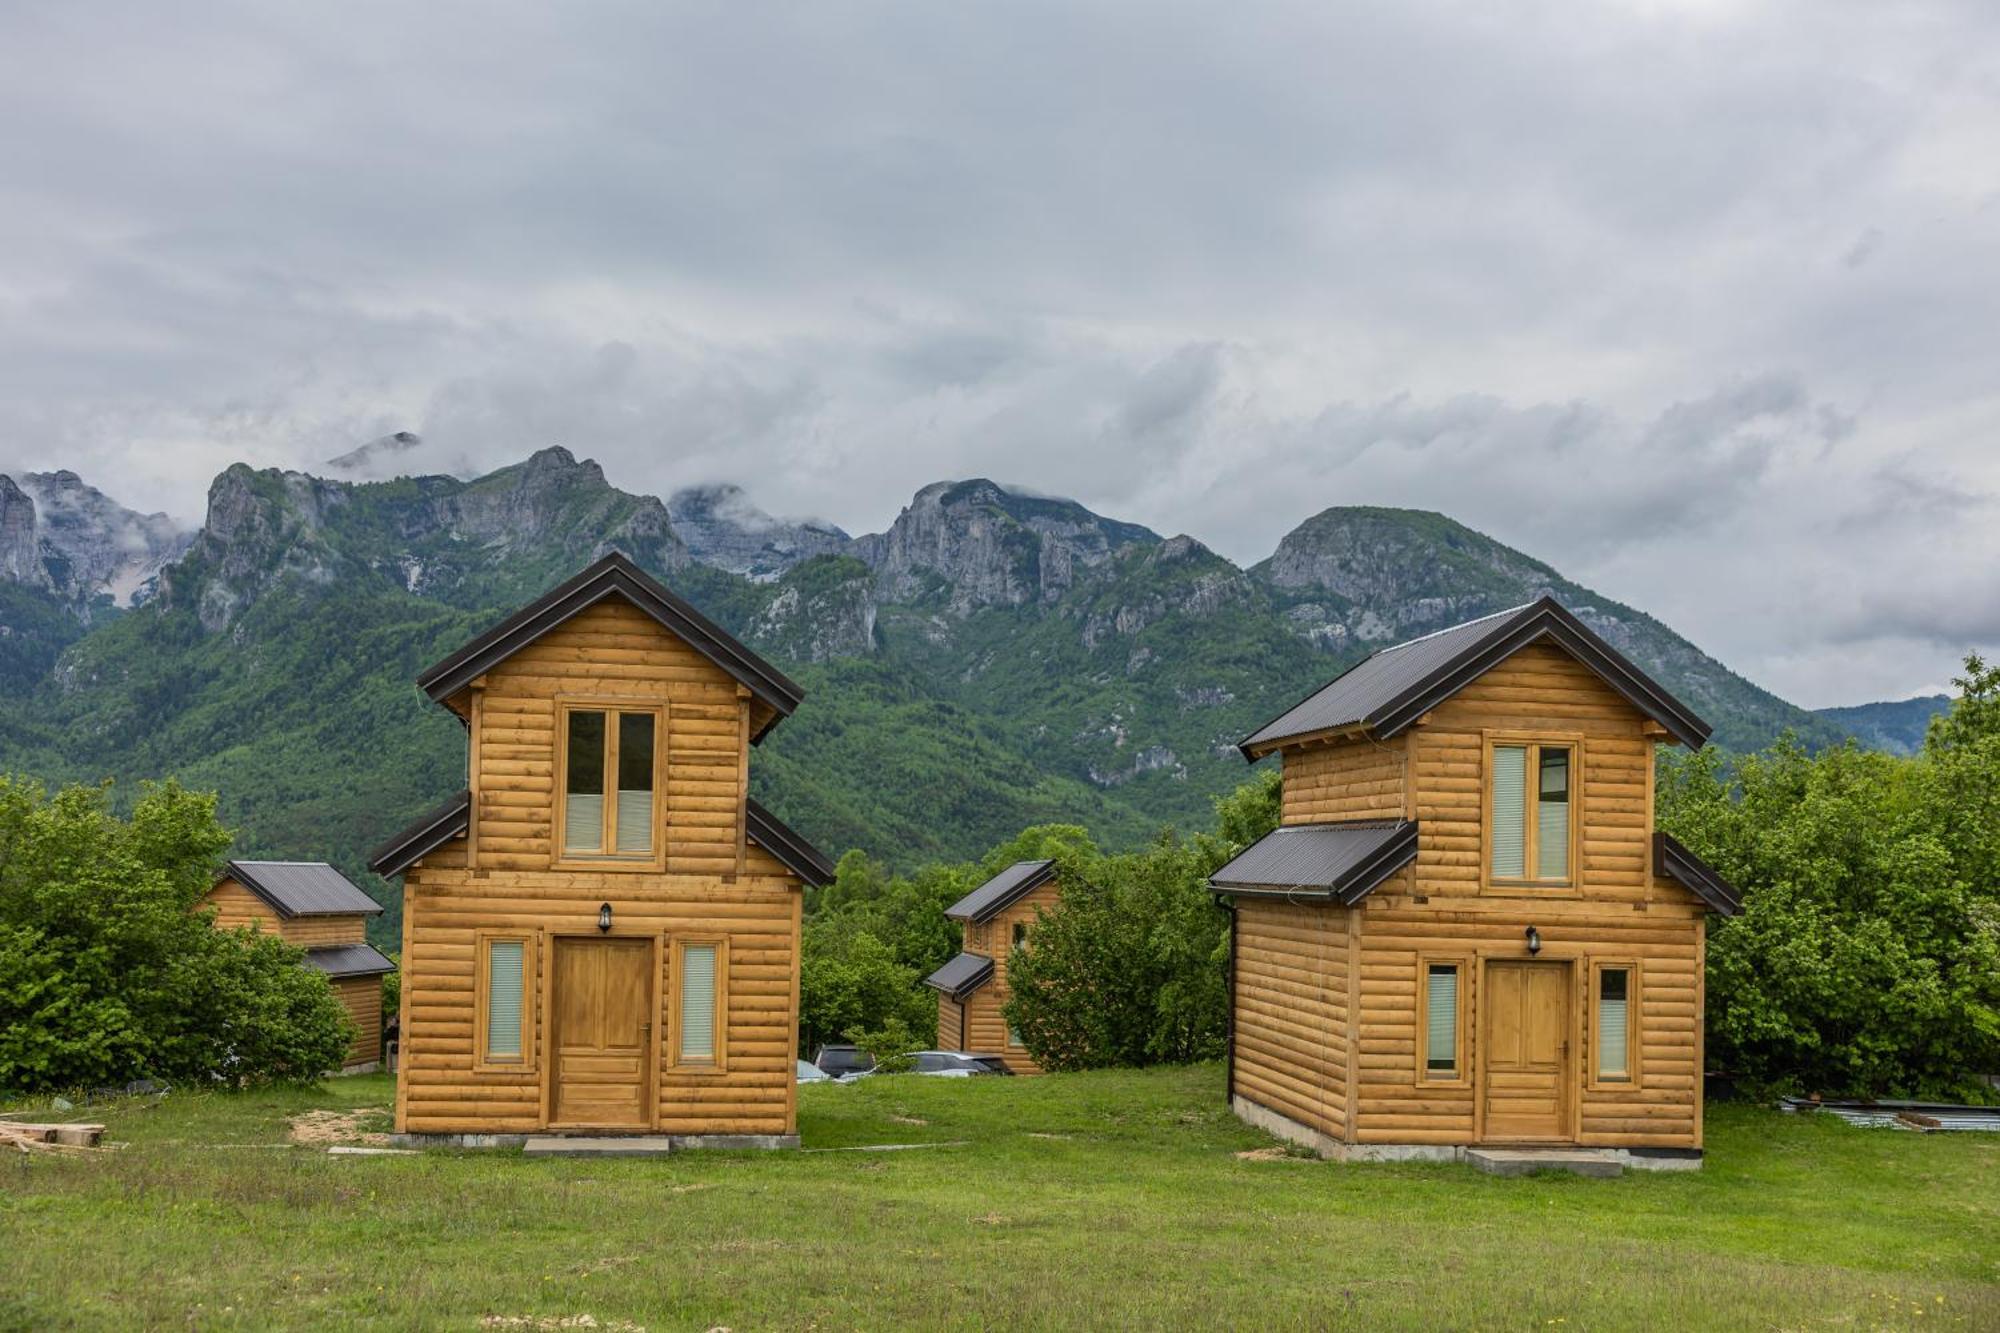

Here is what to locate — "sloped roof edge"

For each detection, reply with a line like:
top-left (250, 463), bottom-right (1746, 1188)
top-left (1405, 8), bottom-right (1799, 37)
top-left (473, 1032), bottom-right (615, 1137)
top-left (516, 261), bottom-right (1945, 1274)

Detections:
top-left (1240, 597), bottom-right (1711, 757)
top-left (945, 859), bottom-right (1058, 923)
top-left (1654, 831), bottom-right (1743, 916)
top-left (367, 790), bottom-right (471, 878)
top-left (415, 551), bottom-right (802, 739)
top-left (746, 797), bottom-right (836, 887)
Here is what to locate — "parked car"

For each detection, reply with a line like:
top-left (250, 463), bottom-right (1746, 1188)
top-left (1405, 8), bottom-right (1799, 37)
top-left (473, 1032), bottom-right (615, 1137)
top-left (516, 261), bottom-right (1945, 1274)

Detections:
top-left (796, 1059), bottom-right (833, 1084)
top-left (961, 1053), bottom-right (1016, 1076)
top-left (812, 1045), bottom-right (876, 1079)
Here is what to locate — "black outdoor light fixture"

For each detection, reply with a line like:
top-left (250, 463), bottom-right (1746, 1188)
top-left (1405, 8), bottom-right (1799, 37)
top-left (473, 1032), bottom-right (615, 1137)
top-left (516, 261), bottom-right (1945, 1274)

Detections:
top-left (598, 902), bottom-right (613, 933)
top-left (1525, 924), bottom-right (1542, 955)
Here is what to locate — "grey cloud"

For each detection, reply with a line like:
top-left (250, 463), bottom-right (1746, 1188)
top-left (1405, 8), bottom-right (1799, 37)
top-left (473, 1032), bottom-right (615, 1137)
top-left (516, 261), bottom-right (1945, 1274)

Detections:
top-left (0, 0), bottom-right (1995, 705)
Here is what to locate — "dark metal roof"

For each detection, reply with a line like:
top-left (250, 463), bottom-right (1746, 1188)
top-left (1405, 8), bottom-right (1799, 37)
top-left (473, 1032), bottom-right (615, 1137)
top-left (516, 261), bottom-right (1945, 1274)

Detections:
top-left (303, 943), bottom-right (398, 979)
top-left (1207, 820), bottom-right (1419, 905)
top-left (222, 861), bottom-right (383, 918)
top-left (414, 551), bottom-right (803, 740)
top-left (1654, 832), bottom-right (1742, 916)
top-left (746, 797), bottom-right (836, 887)
top-left (945, 859), bottom-right (1058, 924)
top-left (1239, 597), bottom-right (1711, 757)
top-left (922, 951), bottom-right (996, 999)
top-left (367, 790), bottom-right (471, 878)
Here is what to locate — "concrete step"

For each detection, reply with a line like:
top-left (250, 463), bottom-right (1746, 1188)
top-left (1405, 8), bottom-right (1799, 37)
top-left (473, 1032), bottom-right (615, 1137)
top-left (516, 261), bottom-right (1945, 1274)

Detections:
top-left (1466, 1147), bottom-right (1623, 1179)
top-left (522, 1135), bottom-right (674, 1158)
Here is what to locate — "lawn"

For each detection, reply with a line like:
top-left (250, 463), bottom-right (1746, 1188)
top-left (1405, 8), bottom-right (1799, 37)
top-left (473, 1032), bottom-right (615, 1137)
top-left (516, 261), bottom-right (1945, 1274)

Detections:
top-left (2, 1065), bottom-right (1995, 1331)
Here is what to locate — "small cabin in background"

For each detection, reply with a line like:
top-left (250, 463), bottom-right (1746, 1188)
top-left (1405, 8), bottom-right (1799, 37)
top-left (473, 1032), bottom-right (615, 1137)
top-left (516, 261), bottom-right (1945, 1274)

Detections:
top-left (923, 859), bottom-right (1061, 1074)
top-left (1209, 599), bottom-right (1740, 1168)
top-left (369, 552), bottom-right (834, 1144)
top-left (199, 860), bottom-right (397, 1070)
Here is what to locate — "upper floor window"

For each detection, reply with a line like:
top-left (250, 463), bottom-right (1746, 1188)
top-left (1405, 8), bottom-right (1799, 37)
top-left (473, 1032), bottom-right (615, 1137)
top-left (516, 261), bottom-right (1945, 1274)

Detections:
top-left (1490, 741), bottom-right (1572, 884)
top-left (561, 705), bottom-right (658, 859)
top-left (1011, 921), bottom-right (1029, 951)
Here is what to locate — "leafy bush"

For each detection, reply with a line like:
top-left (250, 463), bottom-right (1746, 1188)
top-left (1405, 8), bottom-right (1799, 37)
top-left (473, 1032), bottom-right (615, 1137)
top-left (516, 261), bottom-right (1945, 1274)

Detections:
top-left (1660, 655), bottom-right (2000, 1100)
top-left (0, 778), bottom-right (351, 1092)
top-left (1002, 778), bottom-right (1278, 1071)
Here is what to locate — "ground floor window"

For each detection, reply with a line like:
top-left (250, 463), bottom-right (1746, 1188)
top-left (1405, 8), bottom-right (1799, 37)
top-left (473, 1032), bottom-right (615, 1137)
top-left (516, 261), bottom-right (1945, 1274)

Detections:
top-left (1422, 961), bottom-right (1463, 1080)
top-left (671, 938), bottom-right (727, 1069)
top-left (476, 933), bottom-right (534, 1071)
top-left (1594, 963), bottom-right (1636, 1084)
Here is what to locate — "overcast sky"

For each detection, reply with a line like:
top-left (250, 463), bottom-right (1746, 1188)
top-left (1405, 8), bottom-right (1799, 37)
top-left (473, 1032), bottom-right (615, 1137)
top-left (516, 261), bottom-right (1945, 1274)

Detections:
top-left (1, 1), bottom-right (1995, 707)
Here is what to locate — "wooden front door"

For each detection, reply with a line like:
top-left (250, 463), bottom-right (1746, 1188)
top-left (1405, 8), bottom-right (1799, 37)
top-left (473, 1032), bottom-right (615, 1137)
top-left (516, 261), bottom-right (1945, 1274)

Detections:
top-left (1481, 960), bottom-right (1572, 1142)
top-left (551, 937), bottom-right (655, 1129)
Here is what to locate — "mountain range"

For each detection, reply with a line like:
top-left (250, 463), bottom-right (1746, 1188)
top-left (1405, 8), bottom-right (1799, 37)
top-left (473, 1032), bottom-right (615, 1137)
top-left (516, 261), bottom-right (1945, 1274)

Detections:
top-left (0, 443), bottom-right (1939, 937)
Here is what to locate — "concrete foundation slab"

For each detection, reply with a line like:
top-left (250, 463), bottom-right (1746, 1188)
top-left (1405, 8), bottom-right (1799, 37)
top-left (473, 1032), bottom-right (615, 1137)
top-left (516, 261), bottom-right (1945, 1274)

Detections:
top-left (522, 1136), bottom-right (675, 1158)
top-left (1466, 1148), bottom-right (1623, 1178)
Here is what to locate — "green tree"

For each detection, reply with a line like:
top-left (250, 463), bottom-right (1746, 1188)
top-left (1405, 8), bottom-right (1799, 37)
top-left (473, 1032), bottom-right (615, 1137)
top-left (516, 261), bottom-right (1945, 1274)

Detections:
top-left (0, 778), bottom-right (351, 1092)
top-left (1658, 656), bottom-right (2000, 1100)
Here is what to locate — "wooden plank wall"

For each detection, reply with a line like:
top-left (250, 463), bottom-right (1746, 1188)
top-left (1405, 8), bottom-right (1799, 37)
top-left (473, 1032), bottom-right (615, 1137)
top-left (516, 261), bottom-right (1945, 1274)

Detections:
top-left (471, 599), bottom-right (748, 876)
top-left (953, 882), bottom-right (1060, 1074)
top-left (201, 879), bottom-right (279, 930)
top-left (936, 994), bottom-right (964, 1050)
top-left (1350, 644), bottom-right (1703, 1148)
top-left (199, 880), bottom-right (368, 947)
top-left (1231, 900), bottom-right (1350, 1141)
top-left (1281, 735), bottom-right (1406, 825)
top-left (398, 854), bottom-right (800, 1136)
top-left (333, 975), bottom-right (382, 1066)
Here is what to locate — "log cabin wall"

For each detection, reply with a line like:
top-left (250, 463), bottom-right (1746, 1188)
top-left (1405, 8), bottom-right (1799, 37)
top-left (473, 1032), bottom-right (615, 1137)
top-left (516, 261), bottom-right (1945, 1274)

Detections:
top-left (397, 849), bottom-right (801, 1136)
top-left (200, 880), bottom-right (368, 947)
top-left (468, 599), bottom-right (756, 876)
top-left (953, 882), bottom-right (1060, 1073)
top-left (1280, 735), bottom-right (1407, 825)
top-left (936, 993), bottom-right (965, 1050)
top-left (1348, 643), bottom-right (1703, 1149)
top-left (332, 975), bottom-right (383, 1066)
top-left (394, 600), bottom-right (805, 1138)
top-left (1231, 899), bottom-right (1352, 1142)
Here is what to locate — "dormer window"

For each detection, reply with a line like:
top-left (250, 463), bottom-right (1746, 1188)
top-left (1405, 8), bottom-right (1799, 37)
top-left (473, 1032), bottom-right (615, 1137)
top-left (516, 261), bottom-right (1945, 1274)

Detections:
top-left (1489, 739), bottom-right (1574, 885)
top-left (560, 703), bottom-right (660, 859)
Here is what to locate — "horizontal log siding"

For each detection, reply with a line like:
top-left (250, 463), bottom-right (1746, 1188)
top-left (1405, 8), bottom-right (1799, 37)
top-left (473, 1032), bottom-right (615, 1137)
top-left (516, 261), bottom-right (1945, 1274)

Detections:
top-left (473, 599), bottom-right (748, 877)
top-left (1280, 734), bottom-right (1406, 826)
top-left (937, 994), bottom-right (964, 1051)
top-left (397, 864), bottom-right (800, 1136)
top-left (1340, 641), bottom-right (1705, 1149)
top-left (1351, 898), bottom-right (1703, 1147)
top-left (1231, 899), bottom-right (1351, 1141)
top-left (200, 882), bottom-right (368, 945)
top-left (333, 975), bottom-right (383, 1066)
top-left (200, 879), bottom-right (279, 930)
top-left (953, 883), bottom-right (1060, 1073)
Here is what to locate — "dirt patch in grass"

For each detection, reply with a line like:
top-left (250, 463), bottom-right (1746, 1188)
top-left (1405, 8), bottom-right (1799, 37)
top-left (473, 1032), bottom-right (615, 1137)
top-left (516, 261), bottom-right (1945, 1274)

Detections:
top-left (480, 1316), bottom-right (646, 1331)
top-left (287, 1107), bottom-right (391, 1148)
top-left (1233, 1146), bottom-right (1313, 1163)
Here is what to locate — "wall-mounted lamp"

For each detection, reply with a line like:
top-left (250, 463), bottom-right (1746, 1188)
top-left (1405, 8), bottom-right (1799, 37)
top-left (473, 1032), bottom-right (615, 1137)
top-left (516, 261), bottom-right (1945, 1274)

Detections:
top-left (1525, 925), bottom-right (1542, 955)
top-left (598, 902), bottom-right (613, 933)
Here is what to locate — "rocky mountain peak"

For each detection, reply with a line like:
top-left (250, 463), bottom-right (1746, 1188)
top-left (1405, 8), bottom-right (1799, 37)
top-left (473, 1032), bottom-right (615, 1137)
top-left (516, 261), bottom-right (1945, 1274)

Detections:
top-left (0, 476), bottom-right (48, 589)
top-left (0, 470), bottom-right (193, 607)
top-left (667, 482), bottom-right (850, 581)
top-left (854, 477), bottom-right (1159, 614)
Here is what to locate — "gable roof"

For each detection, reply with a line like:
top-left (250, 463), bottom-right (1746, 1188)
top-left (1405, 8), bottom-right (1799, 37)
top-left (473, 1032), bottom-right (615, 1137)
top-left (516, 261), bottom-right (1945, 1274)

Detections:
top-left (923, 951), bottom-right (996, 1000)
top-left (414, 551), bottom-right (803, 739)
top-left (1207, 820), bottom-right (1419, 904)
top-left (946, 859), bottom-right (1058, 924)
top-left (1239, 597), bottom-right (1710, 757)
top-left (745, 798), bottom-right (837, 887)
top-left (219, 861), bottom-right (383, 918)
top-left (1654, 832), bottom-right (1743, 916)
top-left (303, 943), bottom-right (398, 979)
top-left (367, 790), bottom-right (471, 878)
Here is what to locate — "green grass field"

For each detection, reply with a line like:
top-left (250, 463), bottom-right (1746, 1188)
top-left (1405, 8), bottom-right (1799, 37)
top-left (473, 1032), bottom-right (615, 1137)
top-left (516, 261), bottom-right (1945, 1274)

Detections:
top-left (2, 1065), bottom-right (1995, 1330)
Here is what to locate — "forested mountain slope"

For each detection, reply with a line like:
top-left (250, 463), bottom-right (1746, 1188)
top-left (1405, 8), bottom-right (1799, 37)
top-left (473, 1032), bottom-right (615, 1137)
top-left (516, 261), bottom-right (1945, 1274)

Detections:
top-left (0, 447), bottom-right (1850, 940)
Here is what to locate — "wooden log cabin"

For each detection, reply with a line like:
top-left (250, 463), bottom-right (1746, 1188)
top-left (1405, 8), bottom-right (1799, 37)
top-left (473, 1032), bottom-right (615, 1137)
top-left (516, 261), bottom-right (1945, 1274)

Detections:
top-left (1209, 598), bottom-right (1741, 1167)
top-left (198, 861), bottom-right (397, 1070)
top-left (922, 859), bottom-right (1061, 1073)
top-left (367, 552), bottom-right (835, 1144)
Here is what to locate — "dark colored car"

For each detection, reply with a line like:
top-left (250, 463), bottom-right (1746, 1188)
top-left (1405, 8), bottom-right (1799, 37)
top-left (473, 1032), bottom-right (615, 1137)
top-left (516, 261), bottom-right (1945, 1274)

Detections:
top-left (961, 1053), bottom-right (1016, 1076)
top-left (906, 1051), bottom-right (1012, 1076)
top-left (813, 1044), bottom-right (877, 1079)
